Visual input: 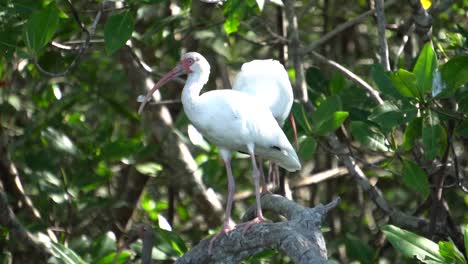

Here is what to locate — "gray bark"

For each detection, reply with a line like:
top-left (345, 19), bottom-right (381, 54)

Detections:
top-left (176, 194), bottom-right (339, 264)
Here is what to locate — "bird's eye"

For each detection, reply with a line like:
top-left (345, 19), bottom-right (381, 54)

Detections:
top-left (187, 58), bottom-right (194, 65)
top-left (271, 146), bottom-right (281, 151)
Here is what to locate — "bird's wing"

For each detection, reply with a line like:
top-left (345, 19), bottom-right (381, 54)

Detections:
top-left (232, 59), bottom-right (294, 125)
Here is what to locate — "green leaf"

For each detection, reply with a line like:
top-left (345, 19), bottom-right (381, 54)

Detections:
top-left (413, 42), bottom-right (438, 94)
top-left (371, 64), bottom-right (401, 98)
top-left (224, 15), bottom-right (240, 34)
top-left (368, 102), bottom-right (408, 133)
top-left (298, 136), bottom-right (317, 160)
top-left (402, 159), bottom-right (430, 199)
top-left (314, 111), bottom-right (349, 135)
top-left (458, 93), bottom-right (468, 115)
top-left (464, 225), bottom-right (468, 257)
top-left (350, 121), bottom-right (389, 152)
top-left (135, 162), bottom-right (162, 177)
top-left (311, 95), bottom-right (349, 135)
top-left (381, 225), bottom-right (445, 263)
top-left (291, 102), bottom-right (313, 134)
top-left (440, 54), bottom-right (468, 96)
top-left (391, 69), bottom-right (421, 98)
top-left (422, 112), bottom-right (447, 160)
top-left (24, 3), bottom-right (60, 55)
top-left (402, 117), bottom-right (422, 151)
top-left (438, 240), bottom-right (467, 264)
top-left (50, 242), bottom-right (87, 264)
top-left (345, 233), bottom-right (374, 264)
top-left (456, 120), bottom-right (468, 138)
top-left (223, 0), bottom-right (248, 34)
top-left (306, 66), bottom-right (328, 94)
top-left (96, 251), bottom-right (131, 264)
top-left (329, 73), bottom-right (346, 95)
top-left (104, 11), bottom-right (134, 54)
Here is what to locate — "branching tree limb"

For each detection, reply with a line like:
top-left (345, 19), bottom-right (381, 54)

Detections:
top-left (0, 182), bottom-right (49, 260)
top-left (176, 194), bottom-right (340, 264)
top-left (374, 0), bottom-right (391, 71)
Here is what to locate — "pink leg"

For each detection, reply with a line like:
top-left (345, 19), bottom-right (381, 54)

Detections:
top-left (209, 149), bottom-right (236, 254)
top-left (241, 144), bottom-right (269, 232)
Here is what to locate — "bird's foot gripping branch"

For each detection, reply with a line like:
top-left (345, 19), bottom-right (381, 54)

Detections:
top-left (176, 194), bottom-right (340, 264)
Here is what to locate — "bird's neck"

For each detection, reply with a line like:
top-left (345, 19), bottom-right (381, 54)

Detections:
top-left (181, 71), bottom-right (209, 110)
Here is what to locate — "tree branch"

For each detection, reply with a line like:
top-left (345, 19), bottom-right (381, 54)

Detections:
top-left (176, 194), bottom-right (340, 264)
top-left (374, 0), bottom-right (391, 71)
top-left (0, 182), bottom-right (49, 259)
top-left (34, 1), bottom-right (102, 77)
top-left (301, 0), bottom-right (399, 54)
top-left (284, 0), bottom-right (308, 103)
top-left (309, 51), bottom-right (384, 104)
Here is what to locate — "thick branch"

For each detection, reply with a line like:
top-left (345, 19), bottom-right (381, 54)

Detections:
top-left (176, 195), bottom-right (339, 264)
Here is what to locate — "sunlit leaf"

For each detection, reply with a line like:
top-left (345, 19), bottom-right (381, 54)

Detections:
top-left (50, 242), bottom-right (87, 264)
top-left (438, 240), bottom-right (466, 264)
top-left (96, 251), bottom-right (131, 264)
top-left (413, 42), bottom-right (437, 94)
top-left (135, 162), bottom-right (162, 177)
top-left (402, 159), bottom-right (430, 199)
top-left (391, 69), bottom-right (420, 98)
top-left (381, 225), bottom-right (445, 263)
top-left (104, 11), bottom-right (134, 54)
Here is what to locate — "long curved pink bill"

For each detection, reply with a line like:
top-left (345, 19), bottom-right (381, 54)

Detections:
top-left (289, 113), bottom-right (299, 150)
top-left (138, 65), bottom-right (184, 114)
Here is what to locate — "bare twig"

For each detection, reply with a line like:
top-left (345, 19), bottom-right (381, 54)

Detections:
top-left (393, 23), bottom-right (415, 70)
top-left (34, 1), bottom-right (102, 77)
top-left (301, 0), bottom-right (399, 54)
top-left (0, 182), bottom-right (49, 259)
top-left (284, 0), bottom-right (308, 102)
top-left (310, 51), bottom-right (384, 104)
top-left (375, 0), bottom-right (391, 71)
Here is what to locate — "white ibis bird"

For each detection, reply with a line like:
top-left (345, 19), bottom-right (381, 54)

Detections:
top-left (138, 52), bottom-right (301, 251)
top-left (232, 59), bottom-right (297, 191)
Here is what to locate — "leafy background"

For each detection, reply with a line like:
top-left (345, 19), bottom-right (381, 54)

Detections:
top-left (0, 0), bottom-right (467, 263)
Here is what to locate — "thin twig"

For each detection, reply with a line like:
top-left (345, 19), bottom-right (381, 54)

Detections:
top-left (34, 1), bottom-right (102, 77)
top-left (310, 51), bottom-right (384, 105)
top-left (301, 0), bottom-right (399, 54)
top-left (375, 0), bottom-right (391, 71)
top-left (393, 23), bottom-right (415, 70)
top-left (284, 0), bottom-right (308, 102)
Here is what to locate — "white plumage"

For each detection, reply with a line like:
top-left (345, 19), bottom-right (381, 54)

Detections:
top-left (138, 52), bottom-right (300, 252)
top-left (232, 59), bottom-right (294, 126)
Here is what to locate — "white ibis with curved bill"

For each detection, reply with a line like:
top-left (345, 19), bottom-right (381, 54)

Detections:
top-left (232, 59), bottom-right (297, 191)
top-left (138, 52), bottom-right (301, 252)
